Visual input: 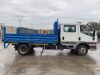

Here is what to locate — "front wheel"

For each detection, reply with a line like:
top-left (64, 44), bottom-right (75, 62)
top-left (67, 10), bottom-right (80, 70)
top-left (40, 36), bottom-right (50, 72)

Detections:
top-left (76, 45), bottom-right (88, 56)
top-left (18, 44), bottom-right (30, 55)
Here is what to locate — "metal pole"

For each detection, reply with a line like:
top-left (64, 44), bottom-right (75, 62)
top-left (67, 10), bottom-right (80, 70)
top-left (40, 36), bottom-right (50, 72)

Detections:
top-left (16, 15), bottom-right (23, 27)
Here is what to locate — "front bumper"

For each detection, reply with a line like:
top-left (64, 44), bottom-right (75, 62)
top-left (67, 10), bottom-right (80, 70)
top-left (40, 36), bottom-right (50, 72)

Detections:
top-left (89, 43), bottom-right (97, 50)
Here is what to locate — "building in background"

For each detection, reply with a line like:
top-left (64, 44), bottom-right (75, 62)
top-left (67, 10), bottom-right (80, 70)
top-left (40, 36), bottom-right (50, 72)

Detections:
top-left (0, 25), bottom-right (2, 37)
top-left (17, 27), bottom-right (53, 34)
top-left (0, 23), bottom-right (4, 38)
top-left (6, 26), bottom-right (16, 34)
top-left (17, 27), bottom-right (38, 34)
top-left (38, 30), bottom-right (53, 34)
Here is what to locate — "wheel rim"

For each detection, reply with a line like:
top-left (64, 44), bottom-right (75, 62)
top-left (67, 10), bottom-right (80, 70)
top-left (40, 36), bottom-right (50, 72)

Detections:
top-left (19, 47), bottom-right (28, 54)
top-left (79, 47), bottom-right (86, 54)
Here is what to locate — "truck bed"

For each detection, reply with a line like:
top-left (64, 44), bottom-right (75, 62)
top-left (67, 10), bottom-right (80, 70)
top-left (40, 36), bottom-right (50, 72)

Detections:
top-left (2, 20), bottom-right (59, 48)
top-left (4, 34), bottom-right (58, 44)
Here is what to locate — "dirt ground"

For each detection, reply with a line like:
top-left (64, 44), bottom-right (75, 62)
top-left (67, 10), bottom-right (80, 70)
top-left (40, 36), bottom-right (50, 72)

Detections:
top-left (0, 41), bottom-right (100, 75)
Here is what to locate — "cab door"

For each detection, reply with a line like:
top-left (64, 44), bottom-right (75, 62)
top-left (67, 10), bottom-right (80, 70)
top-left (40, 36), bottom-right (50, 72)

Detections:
top-left (60, 24), bottom-right (79, 44)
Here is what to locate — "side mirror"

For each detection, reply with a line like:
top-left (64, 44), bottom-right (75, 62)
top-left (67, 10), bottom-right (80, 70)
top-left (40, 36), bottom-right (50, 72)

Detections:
top-left (93, 30), bottom-right (95, 41)
top-left (87, 23), bottom-right (96, 41)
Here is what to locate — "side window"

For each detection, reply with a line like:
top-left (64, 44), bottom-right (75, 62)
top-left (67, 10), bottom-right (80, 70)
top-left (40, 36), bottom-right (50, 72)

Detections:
top-left (80, 25), bottom-right (93, 36)
top-left (80, 25), bottom-right (87, 32)
top-left (64, 25), bottom-right (76, 32)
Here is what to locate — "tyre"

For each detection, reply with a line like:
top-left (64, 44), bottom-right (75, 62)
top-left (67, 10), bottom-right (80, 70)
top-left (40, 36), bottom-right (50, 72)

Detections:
top-left (28, 48), bottom-right (35, 55)
top-left (76, 45), bottom-right (88, 56)
top-left (18, 44), bottom-right (30, 55)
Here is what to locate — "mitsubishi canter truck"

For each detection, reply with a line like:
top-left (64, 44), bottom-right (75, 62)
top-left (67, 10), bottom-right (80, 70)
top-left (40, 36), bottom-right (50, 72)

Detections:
top-left (2, 19), bottom-right (97, 56)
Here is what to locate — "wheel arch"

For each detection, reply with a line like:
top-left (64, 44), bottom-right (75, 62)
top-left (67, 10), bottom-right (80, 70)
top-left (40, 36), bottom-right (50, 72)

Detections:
top-left (15, 43), bottom-right (31, 50)
top-left (77, 43), bottom-right (89, 49)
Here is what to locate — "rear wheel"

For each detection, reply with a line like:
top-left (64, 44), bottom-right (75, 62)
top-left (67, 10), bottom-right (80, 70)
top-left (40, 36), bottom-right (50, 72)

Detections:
top-left (28, 47), bottom-right (35, 55)
top-left (18, 44), bottom-right (30, 55)
top-left (76, 45), bottom-right (88, 56)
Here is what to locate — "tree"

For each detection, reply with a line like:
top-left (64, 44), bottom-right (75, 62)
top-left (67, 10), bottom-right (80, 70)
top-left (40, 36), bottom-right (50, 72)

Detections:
top-left (97, 23), bottom-right (100, 31)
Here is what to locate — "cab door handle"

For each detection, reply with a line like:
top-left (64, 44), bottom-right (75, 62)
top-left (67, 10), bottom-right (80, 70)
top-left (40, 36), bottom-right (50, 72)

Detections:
top-left (79, 37), bottom-right (81, 40)
top-left (62, 37), bottom-right (64, 40)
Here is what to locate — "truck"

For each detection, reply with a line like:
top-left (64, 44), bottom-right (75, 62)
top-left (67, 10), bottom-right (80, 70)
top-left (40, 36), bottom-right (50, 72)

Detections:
top-left (2, 19), bottom-right (97, 56)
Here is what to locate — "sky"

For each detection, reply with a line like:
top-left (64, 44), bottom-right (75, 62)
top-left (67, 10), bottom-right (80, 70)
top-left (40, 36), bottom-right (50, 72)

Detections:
top-left (0, 0), bottom-right (100, 29)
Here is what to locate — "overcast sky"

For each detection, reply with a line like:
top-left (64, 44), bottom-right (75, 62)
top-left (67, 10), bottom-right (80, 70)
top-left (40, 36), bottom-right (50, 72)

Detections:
top-left (0, 0), bottom-right (100, 29)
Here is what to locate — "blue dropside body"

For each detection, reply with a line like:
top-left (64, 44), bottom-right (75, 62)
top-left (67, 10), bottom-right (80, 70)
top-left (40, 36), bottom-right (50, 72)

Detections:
top-left (3, 20), bottom-right (59, 48)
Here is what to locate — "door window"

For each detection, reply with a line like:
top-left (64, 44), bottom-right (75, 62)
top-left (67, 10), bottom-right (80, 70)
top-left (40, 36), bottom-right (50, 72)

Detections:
top-left (64, 25), bottom-right (76, 32)
top-left (80, 25), bottom-right (93, 36)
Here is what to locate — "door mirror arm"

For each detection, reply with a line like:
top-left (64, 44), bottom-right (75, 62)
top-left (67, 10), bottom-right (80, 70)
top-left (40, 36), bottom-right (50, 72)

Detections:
top-left (87, 24), bottom-right (96, 41)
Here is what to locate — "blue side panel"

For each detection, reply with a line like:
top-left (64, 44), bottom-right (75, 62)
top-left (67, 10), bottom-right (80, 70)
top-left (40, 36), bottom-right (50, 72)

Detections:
top-left (5, 34), bottom-right (57, 44)
top-left (31, 34), bottom-right (57, 44)
top-left (3, 19), bottom-right (59, 48)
